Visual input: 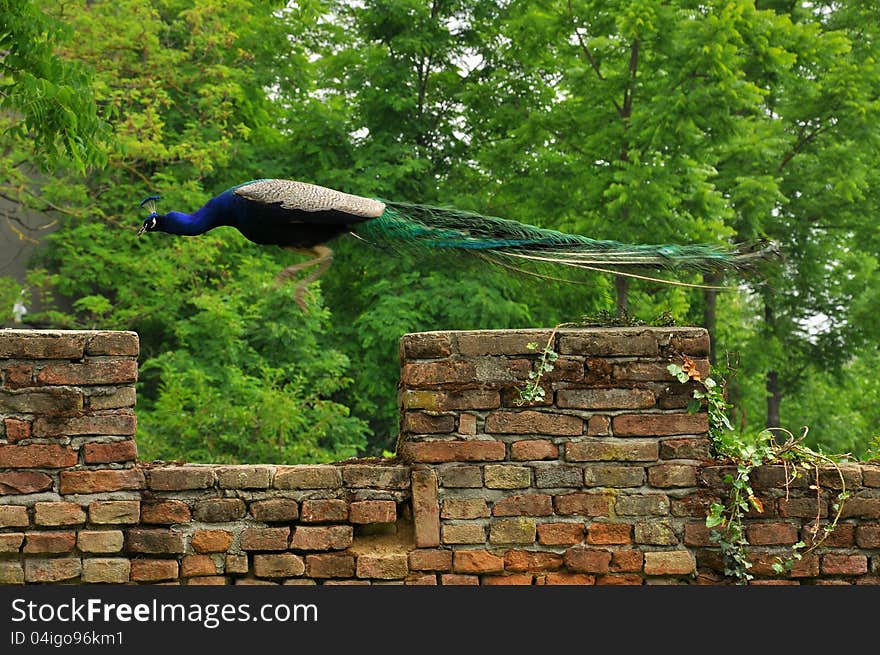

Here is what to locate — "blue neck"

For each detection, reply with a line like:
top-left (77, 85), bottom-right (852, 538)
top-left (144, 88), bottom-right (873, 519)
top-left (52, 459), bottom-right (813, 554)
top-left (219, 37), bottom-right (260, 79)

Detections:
top-left (160, 193), bottom-right (237, 236)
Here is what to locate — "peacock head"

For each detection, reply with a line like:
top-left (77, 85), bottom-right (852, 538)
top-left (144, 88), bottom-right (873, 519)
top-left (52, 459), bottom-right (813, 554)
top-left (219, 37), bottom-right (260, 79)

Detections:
top-left (137, 195), bottom-right (164, 236)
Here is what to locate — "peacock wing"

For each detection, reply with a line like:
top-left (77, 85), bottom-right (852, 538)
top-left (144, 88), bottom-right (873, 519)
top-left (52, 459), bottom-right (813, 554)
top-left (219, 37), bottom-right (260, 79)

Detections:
top-left (233, 179), bottom-right (384, 224)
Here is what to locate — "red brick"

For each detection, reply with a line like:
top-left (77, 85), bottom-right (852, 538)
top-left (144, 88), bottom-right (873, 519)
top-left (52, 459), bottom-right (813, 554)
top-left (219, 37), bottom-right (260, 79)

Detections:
top-left (483, 573), bottom-right (533, 585)
top-left (670, 491), bottom-right (721, 517)
top-left (838, 496), bottom-right (880, 519)
top-left (779, 497), bottom-right (828, 519)
top-left (749, 465), bottom-right (809, 490)
top-left (492, 494), bottom-right (553, 517)
top-left (250, 499), bottom-right (299, 522)
top-left (453, 550), bottom-right (505, 574)
top-left (557, 388), bottom-right (656, 410)
top-left (192, 530), bottom-right (234, 553)
top-left (4, 418), bottom-right (31, 441)
top-left (504, 549), bottom-right (563, 572)
top-left (863, 466), bottom-right (880, 487)
top-left (746, 522), bottom-right (799, 545)
top-left (485, 410), bottom-right (582, 436)
top-left (611, 549), bottom-right (644, 573)
top-left (350, 500), bottom-right (396, 524)
top-left (0, 471), bottom-right (53, 495)
top-left (300, 499), bottom-right (348, 523)
top-left (24, 558), bottom-right (81, 582)
top-left (241, 527), bottom-right (290, 551)
top-left (404, 412), bottom-right (455, 433)
top-left (0, 505), bottom-right (28, 527)
top-left (684, 522), bottom-right (714, 547)
top-left (554, 492), bottom-right (612, 516)
top-left (36, 359), bottom-right (137, 385)
top-left (34, 502), bottom-right (85, 526)
top-left (33, 412), bottom-right (136, 437)
top-left (613, 413), bottom-right (708, 436)
top-left (586, 522), bottom-right (632, 545)
top-left (442, 498), bottom-right (489, 519)
top-left (821, 554), bottom-right (867, 575)
top-left (141, 500), bottom-right (191, 525)
top-left (181, 555), bottom-right (218, 577)
top-left (130, 559), bottom-right (178, 582)
top-left (597, 574), bottom-right (644, 585)
top-left (644, 551), bottom-right (695, 575)
top-left (401, 440), bottom-right (506, 463)
top-left (127, 529), bottom-right (185, 554)
top-left (406, 573), bottom-right (438, 585)
top-left (357, 554), bottom-right (408, 579)
top-left (537, 572), bottom-right (595, 585)
top-left (566, 439), bottom-right (658, 462)
top-left (290, 525), bottom-right (352, 551)
top-left (440, 574), bottom-right (479, 585)
top-left (510, 439), bottom-right (559, 461)
top-left (412, 469), bottom-right (440, 547)
top-left (193, 498), bottom-right (246, 522)
top-left (587, 415), bottom-right (611, 436)
top-left (3, 364), bottom-right (34, 389)
top-left (408, 549), bottom-right (452, 572)
top-left (856, 524), bottom-right (880, 548)
top-left (400, 332), bottom-right (453, 358)
top-left (648, 464), bottom-right (698, 488)
top-left (24, 531), bottom-right (76, 553)
top-left (85, 332), bottom-right (139, 356)
top-left (88, 500), bottom-right (140, 525)
top-left (148, 467), bottom-right (215, 490)
top-left (254, 553), bottom-right (306, 578)
top-left (537, 522), bottom-right (584, 546)
top-left (306, 553), bottom-right (356, 578)
top-left (0, 444), bottom-right (78, 468)
top-left (60, 469), bottom-right (145, 494)
top-left (225, 555), bottom-right (249, 574)
top-left (564, 547), bottom-right (612, 573)
top-left (659, 437), bottom-right (712, 460)
top-left (613, 359), bottom-right (710, 382)
top-left (187, 576), bottom-right (228, 586)
top-left (83, 440), bottom-right (138, 464)
top-left (402, 360), bottom-right (476, 386)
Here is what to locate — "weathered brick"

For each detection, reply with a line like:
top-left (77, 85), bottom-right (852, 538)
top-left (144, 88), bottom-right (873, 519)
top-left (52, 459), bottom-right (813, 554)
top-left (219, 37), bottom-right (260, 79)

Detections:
top-left (0, 532), bottom-right (24, 553)
top-left (3, 363), bottom-right (33, 389)
top-left (181, 555), bottom-right (218, 577)
top-left (409, 549), bottom-right (452, 571)
top-left (856, 524), bottom-right (880, 548)
top-left (779, 497), bottom-right (828, 519)
top-left (442, 498), bottom-right (490, 519)
top-left (559, 329), bottom-right (663, 356)
top-left (557, 388), bottom-right (656, 410)
top-left (564, 546), bottom-right (612, 573)
top-left (553, 492), bottom-right (612, 517)
top-left (644, 551), bottom-right (695, 575)
top-left (78, 530), bottom-right (124, 553)
top-left (342, 465), bottom-right (410, 489)
top-left (306, 553), bottom-right (356, 578)
top-left (538, 572), bottom-right (595, 585)
top-left (613, 413), bottom-right (708, 437)
top-left (671, 491), bottom-right (721, 517)
top-left (24, 530), bottom-right (76, 553)
top-left (492, 494), bottom-right (553, 517)
top-left (440, 574), bottom-right (480, 585)
top-left (587, 522), bottom-right (632, 545)
top-left (510, 439), bottom-right (558, 461)
top-left (250, 499), bottom-right (299, 522)
top-left (290, 525), bottom-right (352, 551)
top-left (0, 505), bottom-right (29, 527)
top-left (141, 500), bottom-right (191, 525)
top-left (404, 412), bottom-right (455, 434)
top-left (4, 417), bottom-right (31, 441)
top-left (802, 523), bottom-right (854, 548)
top-left (81, 558), bottom-right (130, 583)
top-left (482, 573), bottom-right (533, 585)
top-left (0, 388), bottom-right (83, 416)
top-left (0, 443), bottom-right (78, 468)
top-left (33, 412), bottom-right (136, 437)
top-left (300, 499), bottom-right (348, 523)
top-left (504, 549), bottom-right (563, 572)
top-left (216, 466), bottom-right (273, 489)
top-left (584, 464), bottom-right (645, 487)
top-left (0, 331), bottom-right (87, 358)
top-left (130, 559), bottom-right (178, 582)
top-left (634, 521), bottom-right (678, 545)
top-left (357, 554), bottom-right (408, 579)
top-left (596, 574), bottom-right (644, 585)
top-left (863, 466), bottom-right (880, 487)
top-left (489, 518), bottom-right (536, 544)
top-left (225, 554), bottom-right (249, 574)
top-left (36, 359), bottom-right (137, 385)
top-left (748, 465), bottom-right (809, 490)
top-left (453, 549), bottom-right (505, 574)
top-left (88, 387), bottom-right (136, 410)
top-left (485, 410), bottom-right (582, 436)
top-left (684, 522), bottom-right (714, 547)
top-left (85, 332), bottom-right (139, 356)
top-left (34, 502), bottom-right (85, 526)
top-left (439, 465), bottom-right (482, 488)
top-left (537, 522), bottom-right (584, 546)
top-left (350, 500), bottom-right (396, 524)
top-left (401, 389), bottom-right (500, 411)
top-left (821, 554), bottom-right (867, 575)
top-left (400, 332), bottom-right (453, 358)
top-left (484, 465), bottom-right (531, 489)
top-left (613, 359), bottom-right (709, 383)
top-left (412, 469), bottom-right (440, 548)
top-left (241, 527), bottom-right (290, 551)
top-left (187, 576), bottom-right (228, 586)
top-left (89, 500), bottom-right (140, 525)
top-left (83, 440), bottom-right (138, 464)
top-left (191, 530), bottom-right (234, 553)
top-left (254, 553), bottom-right (305, 578)
top-left (659, 437), bottom-right (712, 460)
top-left (148, 466), bottom-right (214, 491)
top-left (402, 360), bottom-right (476, 387)
top-left (193, 498), bottom-right (246, 523)
top-left (127, 529), bottom-right (185, 554)
top-left (0, 561), bottom-right (24, 584)
top-left (441, 523), bottom-right (486, 545)
top-left (658, 382), bottom-right (704, 410)
top-left (60, 469), bottom-right (145, 494)
top-left (746, 522), bottom-right (799, 546)
top-left (402, 441), bottom-right (506, 463)
top-left (566, 439), bottom-right (658, 462)
top-left (24, 558), bottom-right (81, 582)
top-left (533, 464), bottom-right (583, 488)
top-left (612, 550), bottom-right (645, 573)
top-left (838, 495), bottom-right (880, 519)
top-left (648, 464), bottom-right (698, 488)
top-left (0, 471), bottom-right (53, 495)
top-left (455, 330), bottom-right (554, 356)
top-left (587, 415), bottom-right (611, 436)
top-left (615, 493), bottom-right (670, 516)
top-left (457, 413), bottom-right (478, 435)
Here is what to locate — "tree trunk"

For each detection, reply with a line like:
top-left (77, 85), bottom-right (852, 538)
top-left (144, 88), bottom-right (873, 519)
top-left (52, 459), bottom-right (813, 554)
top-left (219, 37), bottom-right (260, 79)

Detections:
top-left (766, 369), bottom-right (782, 429)
top-left (702, 273), bottom-right (720, 366)
top-left (615, 275), bottom-right (629, 316)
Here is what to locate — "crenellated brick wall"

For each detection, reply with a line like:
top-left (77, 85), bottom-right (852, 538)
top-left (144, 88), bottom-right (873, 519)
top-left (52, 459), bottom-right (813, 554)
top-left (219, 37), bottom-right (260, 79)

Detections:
top-left (0, 328), bottom-right (878, 585)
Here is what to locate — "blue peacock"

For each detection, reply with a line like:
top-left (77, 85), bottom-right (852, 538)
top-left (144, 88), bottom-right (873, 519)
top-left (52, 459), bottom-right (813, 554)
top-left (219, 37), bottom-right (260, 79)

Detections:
top-left (137, 179), bottom-right (777, 307)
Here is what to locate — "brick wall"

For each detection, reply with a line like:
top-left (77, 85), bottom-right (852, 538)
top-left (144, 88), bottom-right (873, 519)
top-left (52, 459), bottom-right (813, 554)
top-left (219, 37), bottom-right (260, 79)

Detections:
top-left (1, 328), bottom-right (878, 585)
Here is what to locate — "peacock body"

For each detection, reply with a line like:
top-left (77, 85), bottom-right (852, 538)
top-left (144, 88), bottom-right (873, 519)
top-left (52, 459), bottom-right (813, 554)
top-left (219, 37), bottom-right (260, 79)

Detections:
top-left (137, 179), bottom-right (776, 306)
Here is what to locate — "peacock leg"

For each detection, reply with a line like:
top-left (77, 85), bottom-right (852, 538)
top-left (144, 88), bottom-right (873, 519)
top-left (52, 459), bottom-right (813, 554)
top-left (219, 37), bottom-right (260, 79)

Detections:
top-left (276, 245), bottom-right (334, 309)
